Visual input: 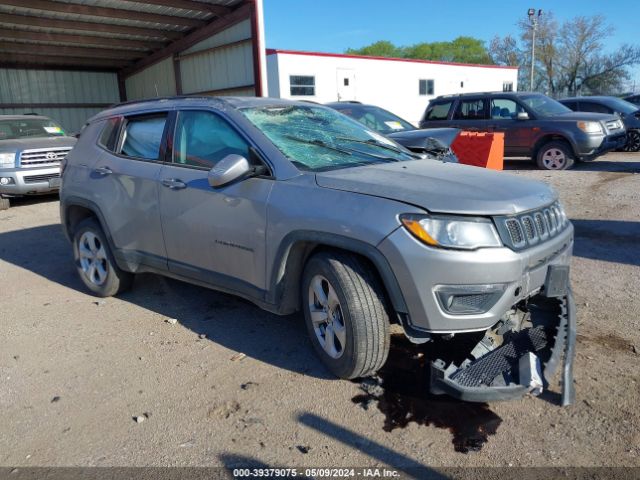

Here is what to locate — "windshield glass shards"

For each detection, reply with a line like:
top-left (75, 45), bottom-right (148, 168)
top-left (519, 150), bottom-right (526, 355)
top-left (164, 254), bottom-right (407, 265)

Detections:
top-left (241, 105), bottom-right (415, 172)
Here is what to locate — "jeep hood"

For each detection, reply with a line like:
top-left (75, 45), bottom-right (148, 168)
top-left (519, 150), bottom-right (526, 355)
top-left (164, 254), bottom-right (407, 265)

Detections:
top-left (315, 160), bottom-right (557, 215)
top-left (0, 136), bottom-right (76, 152)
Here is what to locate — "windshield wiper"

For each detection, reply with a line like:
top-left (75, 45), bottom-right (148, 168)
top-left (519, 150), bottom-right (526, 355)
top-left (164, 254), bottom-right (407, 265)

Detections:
top-left (285, 134), bottom-right (405, 164)
top-left (336, 136), bottom-right (421, 159)
top-left (284, 135), bottom-right (353, 156)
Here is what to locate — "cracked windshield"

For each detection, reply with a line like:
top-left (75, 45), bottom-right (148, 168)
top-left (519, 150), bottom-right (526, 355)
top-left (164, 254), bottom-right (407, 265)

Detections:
top-left (241, 105), bottom-right (415, 171)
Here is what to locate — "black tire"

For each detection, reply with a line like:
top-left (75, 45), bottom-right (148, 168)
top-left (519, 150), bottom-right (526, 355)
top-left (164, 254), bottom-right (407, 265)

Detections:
top-left (535, 141), bottom-right (575, 170)
top-left (0, 197), bottom-right (9, 211)
top-left (301, 251), bottom-right (390, 379)
top-left (72, 217), bottom-right (133, 297)
top-left (623, 130), bottom-right (640, 152)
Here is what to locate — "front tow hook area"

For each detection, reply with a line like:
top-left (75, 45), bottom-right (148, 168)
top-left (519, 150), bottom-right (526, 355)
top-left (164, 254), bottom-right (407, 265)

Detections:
top-left (429, 291), bottom-right (576, 405)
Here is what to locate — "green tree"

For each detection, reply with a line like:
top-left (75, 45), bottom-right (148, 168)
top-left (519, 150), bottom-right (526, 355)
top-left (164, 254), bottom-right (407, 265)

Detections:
top-left (346, 37), bottom-right (492, 64)
top-left (345, 40), bottom-right (402, 58)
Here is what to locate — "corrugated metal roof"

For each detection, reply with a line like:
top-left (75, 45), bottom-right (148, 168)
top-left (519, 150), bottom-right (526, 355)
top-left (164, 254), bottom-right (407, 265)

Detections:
top-left (0, 0), bottom-right (246, 71)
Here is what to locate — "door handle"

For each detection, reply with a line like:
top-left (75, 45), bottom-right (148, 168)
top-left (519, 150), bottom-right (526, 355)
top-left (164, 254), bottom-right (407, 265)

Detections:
top-left (93, 166), bottom-right (112, 176)
top-left (161, 178), bottom-right (187, 190)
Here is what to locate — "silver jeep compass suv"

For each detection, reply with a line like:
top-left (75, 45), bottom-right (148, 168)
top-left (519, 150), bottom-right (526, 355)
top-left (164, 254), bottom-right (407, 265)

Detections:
top-left (60, 97), bottom-right (576, 404)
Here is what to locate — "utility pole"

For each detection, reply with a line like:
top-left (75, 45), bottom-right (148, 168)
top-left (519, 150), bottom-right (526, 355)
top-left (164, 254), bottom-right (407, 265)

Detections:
top-left (528, 8), bottom-right (543, 91)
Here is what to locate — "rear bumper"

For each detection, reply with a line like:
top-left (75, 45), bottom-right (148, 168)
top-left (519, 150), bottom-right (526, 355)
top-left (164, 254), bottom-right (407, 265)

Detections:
top-left (0, 166), bottom-right (61, 196)
top-left (429, 290), bottom-right (576, 404)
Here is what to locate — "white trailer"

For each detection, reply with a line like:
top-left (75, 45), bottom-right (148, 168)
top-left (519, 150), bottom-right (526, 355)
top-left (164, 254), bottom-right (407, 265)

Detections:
top-left (266, 49), bottom-right (519, 125)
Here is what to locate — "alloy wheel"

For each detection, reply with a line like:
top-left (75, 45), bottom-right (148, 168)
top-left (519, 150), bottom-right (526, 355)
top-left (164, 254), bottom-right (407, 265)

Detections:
top-left (624, 130), bottom-right (640, 152)
top-left (541, 148), bottom-right (567, 170)
top-left (78, 231), bottom-right (109, 286)
top-left (308, 275), bottom-right (347, 359)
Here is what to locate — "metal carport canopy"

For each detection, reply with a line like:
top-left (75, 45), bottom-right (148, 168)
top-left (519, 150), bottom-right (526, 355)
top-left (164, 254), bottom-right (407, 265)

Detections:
top-left (0, 0), bottom-right (265, 99)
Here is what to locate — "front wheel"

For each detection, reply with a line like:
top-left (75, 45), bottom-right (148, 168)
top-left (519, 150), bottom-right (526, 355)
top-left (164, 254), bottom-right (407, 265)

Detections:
top-left (72, 218), bottom-right (133, 297)
top-left (0, 197), bottom-right (9, 211)
top-left (623, 130), bottom-right (640, 152)
top-left (302, 251), bottom-right (390, 379)
top-left (535, 141), bottom-right (575, 170)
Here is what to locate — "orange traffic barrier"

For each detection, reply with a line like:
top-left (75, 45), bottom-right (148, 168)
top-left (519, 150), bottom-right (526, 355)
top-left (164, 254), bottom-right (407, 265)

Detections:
top-left (451, 131), bottom-right (504, 170)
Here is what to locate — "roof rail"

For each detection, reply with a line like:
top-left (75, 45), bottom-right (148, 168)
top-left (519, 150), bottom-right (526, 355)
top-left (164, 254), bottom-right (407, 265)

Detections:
top-left (436, 91), bottom-right (518, 99)
top-left (107, 95), bottom-right (217, 109)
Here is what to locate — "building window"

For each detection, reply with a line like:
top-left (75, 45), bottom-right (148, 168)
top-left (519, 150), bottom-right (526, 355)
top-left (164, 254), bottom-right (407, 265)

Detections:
top-left (290, 75), bottom-right (315, 96)
top-left (503, 81), bottom-right (514, 92)
top-left (419, 79), bottom-right (434, 96)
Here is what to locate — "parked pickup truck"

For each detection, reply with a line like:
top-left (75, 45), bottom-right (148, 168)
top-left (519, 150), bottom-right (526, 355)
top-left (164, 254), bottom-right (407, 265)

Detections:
top-left (0, 114), bottom-right (76, 210)
top-left (420, 92), bottom-right (626, 170)
top-left (60, 97), bottom-right (576, 404)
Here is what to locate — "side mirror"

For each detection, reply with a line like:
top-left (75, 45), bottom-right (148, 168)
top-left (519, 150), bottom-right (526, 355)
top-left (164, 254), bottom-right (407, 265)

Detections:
top-left (208, 154), bottom-right (251, 188)
top-left (516, 112), bottom-right (530, 120)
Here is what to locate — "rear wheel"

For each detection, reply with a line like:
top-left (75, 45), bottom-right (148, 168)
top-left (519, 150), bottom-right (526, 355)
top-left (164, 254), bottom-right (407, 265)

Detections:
top-left (302, 251), bottom-right (390, 379)
top-left (623, 130), bottom-right (640, 152)
top-left (0, 197), bottom-right (9, 211)
top-left (536, 141), bottom-right (575, 170)
top-left (72, 218), bottom-right (133, 297)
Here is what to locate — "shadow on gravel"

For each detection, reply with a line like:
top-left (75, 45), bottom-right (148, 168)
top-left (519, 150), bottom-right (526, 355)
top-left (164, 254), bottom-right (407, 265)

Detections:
top-left (0, 223), bottom-right (82, 290)
top-left (0, 223), bottom-right (332, 380)
top-left (1, 193), bottom-right (59, 209)
top-left (298, 413), bottom-right (444, 478)
top-left (571, 219), bottom-right (640, 267)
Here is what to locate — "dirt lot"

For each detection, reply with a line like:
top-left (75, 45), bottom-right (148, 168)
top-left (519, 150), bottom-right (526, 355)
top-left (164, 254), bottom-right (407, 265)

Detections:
top-left (0, 152), bottom-right (638, 473)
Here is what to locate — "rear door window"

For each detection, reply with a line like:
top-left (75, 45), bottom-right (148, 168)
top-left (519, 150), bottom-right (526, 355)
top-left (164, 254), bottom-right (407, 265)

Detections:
top-left (120, 114), bottom-right (168, 161)
top-left (425, 101), bottom-right (452, 120)
top-left (454, 99), bottom-right (488, 120)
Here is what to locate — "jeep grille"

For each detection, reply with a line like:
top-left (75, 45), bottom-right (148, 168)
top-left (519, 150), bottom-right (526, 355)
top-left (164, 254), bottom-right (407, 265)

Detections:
top-left (494, 202), bottom-right (569, 250)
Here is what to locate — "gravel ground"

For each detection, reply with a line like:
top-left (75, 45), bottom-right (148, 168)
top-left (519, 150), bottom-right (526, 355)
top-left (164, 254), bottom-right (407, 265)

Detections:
top-left (0, 152), bottom-right (638, 472)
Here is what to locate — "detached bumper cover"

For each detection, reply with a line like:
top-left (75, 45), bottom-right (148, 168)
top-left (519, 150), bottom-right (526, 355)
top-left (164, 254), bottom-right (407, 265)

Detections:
top-left (429, 290), bottom-right (576, 404)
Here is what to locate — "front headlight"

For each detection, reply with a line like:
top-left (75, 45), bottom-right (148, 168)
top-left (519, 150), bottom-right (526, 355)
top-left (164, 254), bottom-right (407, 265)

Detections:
top-left (0, 152), bottom-right (16, 168)
top-left (400, 214), bottom-right (503, 250)
top-left (577, 121), bottom-right (603, 134)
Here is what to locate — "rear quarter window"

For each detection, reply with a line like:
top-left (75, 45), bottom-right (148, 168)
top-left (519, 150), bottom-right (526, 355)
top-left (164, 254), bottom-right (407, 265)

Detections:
top-left (98, 117), bottom-right (122, 152)
top-left (424, 101), bottom-right (453, 121)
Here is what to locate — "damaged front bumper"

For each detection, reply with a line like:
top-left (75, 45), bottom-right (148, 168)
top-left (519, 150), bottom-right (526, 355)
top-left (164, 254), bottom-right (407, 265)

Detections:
top-left (429, 289), bottom-right (576, 405)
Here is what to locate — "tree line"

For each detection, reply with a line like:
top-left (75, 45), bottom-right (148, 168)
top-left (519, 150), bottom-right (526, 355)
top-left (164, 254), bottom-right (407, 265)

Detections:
top-left (345, 13), bottom-right (640, 96)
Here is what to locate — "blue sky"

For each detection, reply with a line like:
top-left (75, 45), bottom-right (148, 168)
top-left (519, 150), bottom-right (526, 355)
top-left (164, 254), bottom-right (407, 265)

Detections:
top-left (263, 0), bottom-right (639, 87)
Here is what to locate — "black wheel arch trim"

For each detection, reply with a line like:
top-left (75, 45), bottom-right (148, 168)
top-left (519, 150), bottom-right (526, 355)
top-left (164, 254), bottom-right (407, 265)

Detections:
top-left (60, 196), bottom-right (124, 269)
top-left (267, 230), bottom-right (409, 316)
top-left (533, 133), bottom-right (579, 158)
